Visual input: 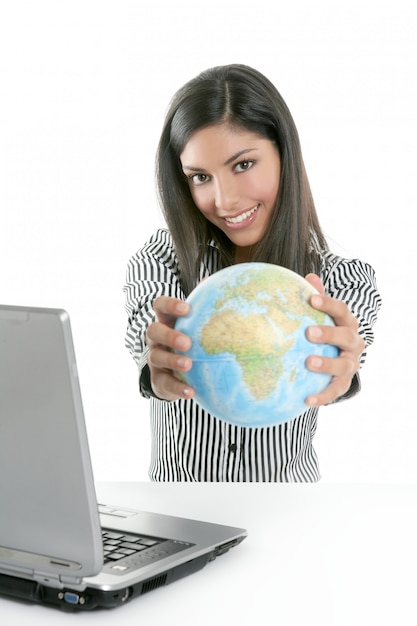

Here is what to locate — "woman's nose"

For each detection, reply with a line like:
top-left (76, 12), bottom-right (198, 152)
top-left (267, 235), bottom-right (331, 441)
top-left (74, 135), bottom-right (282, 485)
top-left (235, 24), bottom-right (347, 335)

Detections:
top-left (214, 177), bottom-right (239, 212)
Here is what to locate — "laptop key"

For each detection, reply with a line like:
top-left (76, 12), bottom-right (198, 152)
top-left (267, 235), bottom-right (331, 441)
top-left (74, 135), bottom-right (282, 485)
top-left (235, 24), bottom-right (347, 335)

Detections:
top-left (106, 552), bottom-right (126, 561)
top-left (137, 538), bottom-right (159, 547)
top-left (103, 532), bottom-right (124, 540)
top-left (120, 534), bottom-right (142, 542)
top-left (120, 541), bottom-right (147, 551)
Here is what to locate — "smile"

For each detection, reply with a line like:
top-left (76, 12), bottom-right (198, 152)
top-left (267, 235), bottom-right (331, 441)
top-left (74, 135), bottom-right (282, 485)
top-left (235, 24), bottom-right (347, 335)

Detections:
top-left (224, 205), bottom-right (259, 224)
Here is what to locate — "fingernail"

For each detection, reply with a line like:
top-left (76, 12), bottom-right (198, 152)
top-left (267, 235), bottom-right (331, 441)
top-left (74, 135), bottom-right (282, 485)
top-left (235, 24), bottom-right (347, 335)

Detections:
top-left (310, 356), bottom-right (322, 369)
top-left (175, 335), bottom-right (191, 351)
top-left (311, 295), bottom-right (323, 308)
top-left (176, 302), bottom-right (189, 314)
top-left (307, 396), bottom-right (318, 406)
top-left (176, 357), bottom-right (191, 370)
top-left (308, 326), bottom-right (323, 339)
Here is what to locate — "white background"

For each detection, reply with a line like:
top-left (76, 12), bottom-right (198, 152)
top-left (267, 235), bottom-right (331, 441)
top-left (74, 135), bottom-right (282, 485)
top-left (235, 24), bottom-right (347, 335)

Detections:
top-left (1, 0), bottom-right (415, 482)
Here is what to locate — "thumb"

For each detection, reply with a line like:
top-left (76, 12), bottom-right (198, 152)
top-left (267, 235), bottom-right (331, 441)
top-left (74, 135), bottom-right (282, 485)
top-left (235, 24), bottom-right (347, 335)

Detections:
top-left (304, 273), bottom-right (325, 295)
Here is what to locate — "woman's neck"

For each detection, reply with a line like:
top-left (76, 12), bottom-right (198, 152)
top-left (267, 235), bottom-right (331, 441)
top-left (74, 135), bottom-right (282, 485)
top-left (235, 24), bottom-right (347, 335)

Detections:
top-left (234, 245), bottom-right (253, 264)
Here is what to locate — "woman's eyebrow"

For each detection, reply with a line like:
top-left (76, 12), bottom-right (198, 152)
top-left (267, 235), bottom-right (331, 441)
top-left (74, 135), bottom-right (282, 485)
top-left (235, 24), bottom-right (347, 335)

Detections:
top-left (223, 148), bottom-right (258, 166)
top-left (182, 165), bottom-right (208, 173)
top-left (183, 148), bottom-right (258, 172)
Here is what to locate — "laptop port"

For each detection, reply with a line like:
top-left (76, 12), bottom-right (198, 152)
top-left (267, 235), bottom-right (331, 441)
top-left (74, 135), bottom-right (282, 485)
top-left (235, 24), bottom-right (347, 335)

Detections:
top-left (59, 591), bottom-right (85, 605)
top-left (214, 539), bottom-right (240, 557)
top-left (121, 587), bottom-right (132, 603)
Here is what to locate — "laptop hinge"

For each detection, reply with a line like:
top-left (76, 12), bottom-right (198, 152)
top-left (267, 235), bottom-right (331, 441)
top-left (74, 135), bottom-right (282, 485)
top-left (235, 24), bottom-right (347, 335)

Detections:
top-left (34, 571), bottom-right (85, 590)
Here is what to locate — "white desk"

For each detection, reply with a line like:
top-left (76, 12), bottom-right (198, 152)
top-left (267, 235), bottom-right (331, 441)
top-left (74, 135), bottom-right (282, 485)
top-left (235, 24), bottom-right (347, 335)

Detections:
top-left (1, 482), bottom-right (416, 625)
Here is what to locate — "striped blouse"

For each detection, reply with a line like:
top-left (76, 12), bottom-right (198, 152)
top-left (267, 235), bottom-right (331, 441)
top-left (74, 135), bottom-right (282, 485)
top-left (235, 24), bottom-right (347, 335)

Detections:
top-left (123, 229), bottom-right (381, 482)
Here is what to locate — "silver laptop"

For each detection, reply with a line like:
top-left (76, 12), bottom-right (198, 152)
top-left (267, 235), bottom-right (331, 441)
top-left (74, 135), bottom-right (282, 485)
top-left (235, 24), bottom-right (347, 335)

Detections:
top-left (0, 305), bottom-right (247, 610)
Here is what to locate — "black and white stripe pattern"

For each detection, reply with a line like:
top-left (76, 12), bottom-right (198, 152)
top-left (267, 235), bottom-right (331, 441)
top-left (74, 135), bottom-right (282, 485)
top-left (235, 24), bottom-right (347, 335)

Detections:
top-left (147, 399), bottom-right (320, 481)
top-left (124, 229), bottom-right (382, 482)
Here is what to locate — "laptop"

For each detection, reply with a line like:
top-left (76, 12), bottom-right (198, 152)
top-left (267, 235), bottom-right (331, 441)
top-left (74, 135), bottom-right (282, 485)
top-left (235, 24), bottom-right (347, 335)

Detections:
top-left (0, 304), bottom-right (247, 610)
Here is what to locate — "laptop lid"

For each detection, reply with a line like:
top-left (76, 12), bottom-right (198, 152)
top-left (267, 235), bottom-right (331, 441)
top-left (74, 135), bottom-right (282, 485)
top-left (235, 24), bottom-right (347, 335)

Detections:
top-left (0, 305), bottom-right (103, 586)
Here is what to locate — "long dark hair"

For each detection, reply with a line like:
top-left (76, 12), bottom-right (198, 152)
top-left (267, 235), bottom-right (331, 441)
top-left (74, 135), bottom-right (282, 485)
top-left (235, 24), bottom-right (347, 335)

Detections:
top-left (156, 64), bottom-right (328, 296)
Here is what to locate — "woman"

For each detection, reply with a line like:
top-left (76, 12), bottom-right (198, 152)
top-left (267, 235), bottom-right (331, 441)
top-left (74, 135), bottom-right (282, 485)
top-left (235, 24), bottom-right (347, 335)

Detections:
top-left (124, 64), bottom-right (381, 481)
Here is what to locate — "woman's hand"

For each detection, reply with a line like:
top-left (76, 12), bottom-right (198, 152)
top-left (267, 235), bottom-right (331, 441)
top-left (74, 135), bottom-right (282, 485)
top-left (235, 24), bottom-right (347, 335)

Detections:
top-left (304, 274), bottom-right (365, 407)
top-left (146, 296), bottom-right (196, 401)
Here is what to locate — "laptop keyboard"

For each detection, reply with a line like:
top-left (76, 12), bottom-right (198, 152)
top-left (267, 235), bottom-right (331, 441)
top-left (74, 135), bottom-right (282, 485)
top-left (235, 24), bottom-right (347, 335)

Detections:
top-left (101, 528), bottom-right (194, 575)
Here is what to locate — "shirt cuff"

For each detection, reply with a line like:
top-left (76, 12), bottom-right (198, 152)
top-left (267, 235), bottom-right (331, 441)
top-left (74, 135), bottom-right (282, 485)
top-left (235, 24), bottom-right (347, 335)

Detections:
top-left (334, 372), bottom-right (361, 403)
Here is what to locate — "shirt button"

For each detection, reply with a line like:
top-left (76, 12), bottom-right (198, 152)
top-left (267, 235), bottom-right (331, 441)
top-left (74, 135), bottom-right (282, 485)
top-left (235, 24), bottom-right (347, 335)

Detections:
top-left (229, 443), bottom-right (238, 453)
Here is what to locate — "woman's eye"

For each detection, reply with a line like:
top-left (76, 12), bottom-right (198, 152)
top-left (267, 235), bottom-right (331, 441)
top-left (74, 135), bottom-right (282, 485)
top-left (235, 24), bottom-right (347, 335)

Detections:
top-left (189, 173), bottom-right (210, 186)
top-left (235, 160), bottom-right (254, 173)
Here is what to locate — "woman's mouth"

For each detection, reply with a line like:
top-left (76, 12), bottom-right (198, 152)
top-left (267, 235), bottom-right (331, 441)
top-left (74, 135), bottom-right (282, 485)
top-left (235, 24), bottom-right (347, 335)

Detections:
top-left (224, 205), bottom-right (259, 227)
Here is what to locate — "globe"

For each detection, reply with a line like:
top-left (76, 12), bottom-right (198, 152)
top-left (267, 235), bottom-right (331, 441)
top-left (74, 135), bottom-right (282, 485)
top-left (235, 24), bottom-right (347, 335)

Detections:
top-left (175, 263), bottom-right (338, 428)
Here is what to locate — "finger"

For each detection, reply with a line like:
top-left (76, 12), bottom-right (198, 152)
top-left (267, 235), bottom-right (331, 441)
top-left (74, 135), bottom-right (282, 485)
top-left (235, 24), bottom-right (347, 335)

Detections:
top-left (147, 321), bottom-right (192, 352)
top-left (306, 353), bottom-right (358, 379)
top-left (148, 345), bottom-right (192, 373)
top-left (305, 375), bottom-right (353, 408)
top-left (153, 296), bottom-right (190, 326)
top-left (309, 294), bottom-right (359, 330)
top-left (150, 370), bottom-right (195, 402)
top-left (305, 273), bottom-right (325, 295)
top-left (306, 325), bottom-right (364, 354)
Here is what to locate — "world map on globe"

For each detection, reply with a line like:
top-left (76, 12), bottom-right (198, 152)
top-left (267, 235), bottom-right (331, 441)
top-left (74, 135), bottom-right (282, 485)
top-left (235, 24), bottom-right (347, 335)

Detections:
top-left (175, 263), bottom-right (338, 428)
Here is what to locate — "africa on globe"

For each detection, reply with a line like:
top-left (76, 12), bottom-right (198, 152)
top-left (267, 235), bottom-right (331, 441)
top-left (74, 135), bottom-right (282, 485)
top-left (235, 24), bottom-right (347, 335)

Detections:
top-left (174, 263), bottom-right (338, 428)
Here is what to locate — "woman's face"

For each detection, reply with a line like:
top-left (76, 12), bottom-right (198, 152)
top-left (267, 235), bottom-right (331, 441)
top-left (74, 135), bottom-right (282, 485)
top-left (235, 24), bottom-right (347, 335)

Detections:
top-left (180, 123), bottom-right (281, 262)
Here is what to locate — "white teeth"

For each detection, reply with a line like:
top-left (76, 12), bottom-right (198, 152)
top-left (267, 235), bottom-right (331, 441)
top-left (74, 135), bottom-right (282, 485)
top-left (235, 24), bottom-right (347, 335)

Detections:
top-left (225, 206), bottom-right (258, 224)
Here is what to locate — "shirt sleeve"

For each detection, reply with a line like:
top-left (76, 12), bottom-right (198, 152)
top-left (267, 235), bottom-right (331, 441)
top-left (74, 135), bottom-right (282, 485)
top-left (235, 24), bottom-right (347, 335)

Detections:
top-left (322, 253), bottom-right (381, 362)
top-left (123, 229), bottom-right (185, 398)
top-left (321, 252), bottom-right (382, 402)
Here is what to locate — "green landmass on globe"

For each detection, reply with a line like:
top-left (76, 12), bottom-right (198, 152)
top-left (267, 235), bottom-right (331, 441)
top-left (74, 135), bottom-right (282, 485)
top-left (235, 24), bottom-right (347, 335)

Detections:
top-left (199, 266), bottom-right (327, 401)
top-left (175, 263), bottom-right (338, 428)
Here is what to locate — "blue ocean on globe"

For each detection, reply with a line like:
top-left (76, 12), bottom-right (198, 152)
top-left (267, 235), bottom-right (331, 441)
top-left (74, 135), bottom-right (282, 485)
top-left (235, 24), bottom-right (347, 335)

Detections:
top-left (175, 263), bottom-right (338, 428)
